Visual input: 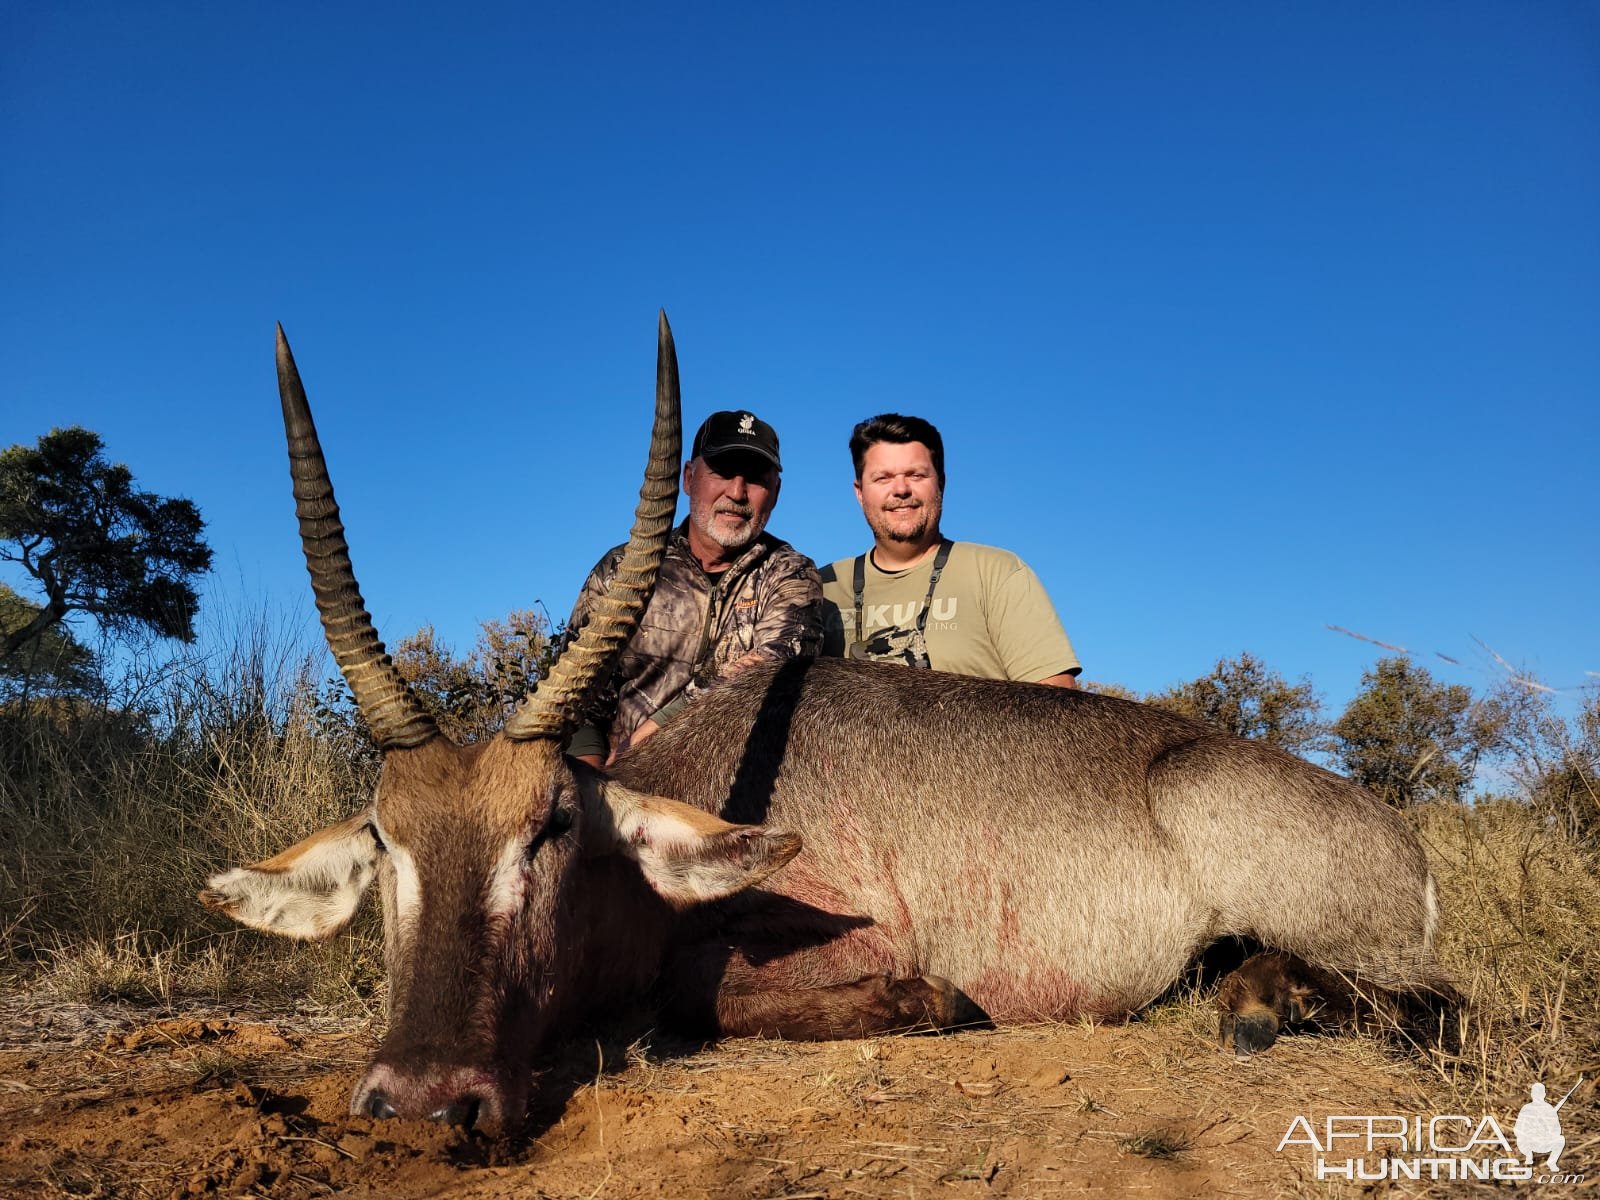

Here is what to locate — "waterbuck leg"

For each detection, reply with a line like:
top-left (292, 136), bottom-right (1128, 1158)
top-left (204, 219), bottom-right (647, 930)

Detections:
top-left (663, 890), bottom-right (985, 1040)
top-left (1217, 950), bottom-right (1344, 1055)
top-left (715, 973), bottom-right (970, 1040)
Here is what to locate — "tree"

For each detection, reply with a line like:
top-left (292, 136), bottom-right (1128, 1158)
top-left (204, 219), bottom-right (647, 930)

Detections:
top-left (316, 608), bottom-right (558, 747)
top-left (1540, 689), bottom-right (1600, 847)
top-left (0, 582), bottom-right (98, 703)
top-left (1147, 651), bottom-right (1324, 754)
top-left (1484, 677), bottom-right (1600, 847)
top-left (1079, 679), bottom-right (1140, 701)
top-left (0, 427), bottom-right (212, 660)
top-left (1332, 656), bottom-right (1496, 807)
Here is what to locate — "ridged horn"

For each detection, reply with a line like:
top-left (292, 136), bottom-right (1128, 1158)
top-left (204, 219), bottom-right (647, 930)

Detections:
top-left (505, 310), bottom-right (681, 741)
top-left (276, 325), bottom-right (441, 751)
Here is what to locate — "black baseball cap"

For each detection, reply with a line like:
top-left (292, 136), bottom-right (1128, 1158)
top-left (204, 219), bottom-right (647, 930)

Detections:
top-left (690, 410), bottom-right (782, 471)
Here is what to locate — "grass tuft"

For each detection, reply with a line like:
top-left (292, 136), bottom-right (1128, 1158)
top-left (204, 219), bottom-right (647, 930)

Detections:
top-left (1117, 1127), bottom-right (1192, 1159)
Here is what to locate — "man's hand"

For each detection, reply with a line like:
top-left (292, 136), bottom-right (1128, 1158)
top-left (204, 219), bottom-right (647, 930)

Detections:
top-left (607, 717), bottom-right (662, 765)
top-left (1039, 672), bottom-right (1078, 689)
top-left (726, 649), bottom-right (766, 675)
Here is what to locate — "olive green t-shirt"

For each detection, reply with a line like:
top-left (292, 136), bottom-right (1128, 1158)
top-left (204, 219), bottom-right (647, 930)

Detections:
top-left (818, 541), bottom-right (1080, 682)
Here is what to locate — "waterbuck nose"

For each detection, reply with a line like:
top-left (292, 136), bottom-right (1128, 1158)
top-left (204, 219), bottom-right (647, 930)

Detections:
top-left (364, 1090), bottom-right (398, 1120)
top-left (352, 1063), bottom-right (509, 1132)
top-left (428, 1096), bottom-right (482, 1128)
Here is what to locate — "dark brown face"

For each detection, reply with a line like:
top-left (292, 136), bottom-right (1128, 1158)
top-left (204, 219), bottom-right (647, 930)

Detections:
top-left (350, 735), bottom-right (588, 1134)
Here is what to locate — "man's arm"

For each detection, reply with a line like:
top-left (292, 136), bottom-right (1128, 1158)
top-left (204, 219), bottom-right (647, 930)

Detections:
top-left (605, 717), bottom-right (658, 764)
top-left (648, 551), bottom-right (824, 728)
top-left (986, 556), bottom-right (1081, 684)
top-left (724, 554), bottom-right (825, 674)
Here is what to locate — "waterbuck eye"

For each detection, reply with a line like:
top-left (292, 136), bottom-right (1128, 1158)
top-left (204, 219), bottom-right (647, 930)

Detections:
top-left (527, 807), bottom-right (574, 859)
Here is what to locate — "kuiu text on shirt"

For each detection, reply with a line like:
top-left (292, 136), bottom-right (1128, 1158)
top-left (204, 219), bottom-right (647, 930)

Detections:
top-left (844, 599), bottom-right (960, 630)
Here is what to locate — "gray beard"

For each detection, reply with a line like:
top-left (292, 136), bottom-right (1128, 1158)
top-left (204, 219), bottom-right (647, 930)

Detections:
top-left (691, 501), bottom-right (767, 550)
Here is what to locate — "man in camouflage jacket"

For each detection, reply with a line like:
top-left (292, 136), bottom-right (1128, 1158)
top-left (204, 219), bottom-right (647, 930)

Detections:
top-left (562, 410), bottom-right (822, 765)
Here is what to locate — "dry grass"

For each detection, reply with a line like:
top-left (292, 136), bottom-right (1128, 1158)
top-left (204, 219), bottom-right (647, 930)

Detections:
top-left (1117, 1126), bottom-right (1193, 1159)
top-left (0, 616), bottom-right (383, 1015)
top-left (1414, 800), bottom-right (1600, 1140)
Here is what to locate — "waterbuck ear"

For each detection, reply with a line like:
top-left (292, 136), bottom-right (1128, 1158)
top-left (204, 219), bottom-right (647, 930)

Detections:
top-left (199, 811), bottom-right (380, 939)
top-left (593, 782), bottom-right (802, 906)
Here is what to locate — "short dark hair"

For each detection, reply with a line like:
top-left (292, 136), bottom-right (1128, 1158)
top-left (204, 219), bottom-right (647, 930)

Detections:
top-left (849, 413), bottom-right (945, 488)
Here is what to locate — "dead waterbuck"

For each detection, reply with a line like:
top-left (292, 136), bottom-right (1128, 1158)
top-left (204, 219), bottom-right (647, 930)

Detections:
top-left (203, 314), bottom-right (1454, 1134)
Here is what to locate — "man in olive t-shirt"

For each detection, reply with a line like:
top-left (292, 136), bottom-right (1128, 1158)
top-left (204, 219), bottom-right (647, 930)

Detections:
top-left (818, 413), bottom-right (1080, 684)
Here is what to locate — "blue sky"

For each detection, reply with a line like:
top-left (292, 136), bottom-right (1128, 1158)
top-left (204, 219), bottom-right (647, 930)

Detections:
top-left (4, 2), bottom-right (1596, 717)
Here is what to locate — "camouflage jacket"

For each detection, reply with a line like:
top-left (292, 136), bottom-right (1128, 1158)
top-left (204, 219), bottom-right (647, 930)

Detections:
top-left (560, 522), bottom-right (823, 755)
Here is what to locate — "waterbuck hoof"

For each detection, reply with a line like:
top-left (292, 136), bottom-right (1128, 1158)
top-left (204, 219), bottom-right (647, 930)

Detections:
top-left (364, 1090), bottom-right (398, 1120)
top-left (932, 977), bottom-right (991, 1030)
top-left (882, 975), bottom-right (948, 1030)
top-left (883, 974), bottom-right (983, 1032)
top-left (1223, 1010), bottom-right (1280, 1056)
top-left (429, 1098), bottom-right (481, 1128)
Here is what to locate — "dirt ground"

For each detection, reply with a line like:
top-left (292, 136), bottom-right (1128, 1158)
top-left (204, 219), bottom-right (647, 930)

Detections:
top-left (0, 996), bottom-right (1573, 1200)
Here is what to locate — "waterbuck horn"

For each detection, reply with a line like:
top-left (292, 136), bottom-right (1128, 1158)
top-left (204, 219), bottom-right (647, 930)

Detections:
top-left (276, 325), bottom-right (441, 751)
top-left (505, 310), bottom-right (681, 741)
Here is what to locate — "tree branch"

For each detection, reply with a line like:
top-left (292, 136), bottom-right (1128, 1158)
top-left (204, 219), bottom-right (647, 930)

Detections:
top-left (1, 597), bottom-right (67, 661)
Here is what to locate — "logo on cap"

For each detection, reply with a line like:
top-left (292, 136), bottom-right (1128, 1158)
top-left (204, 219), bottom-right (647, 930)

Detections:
top-left (738, 413), bottom-right (754, 433)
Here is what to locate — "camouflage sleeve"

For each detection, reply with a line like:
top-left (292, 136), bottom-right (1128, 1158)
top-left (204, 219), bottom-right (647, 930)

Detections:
top-left (744, 548), bottom-right (825, 664)
top-left (661, 547), bottom-right (823, 721)
top-left (553, 545), bottom-right (626, 750)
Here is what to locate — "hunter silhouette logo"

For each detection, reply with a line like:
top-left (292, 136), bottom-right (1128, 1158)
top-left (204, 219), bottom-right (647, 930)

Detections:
top-left (1516, 1079), bottom-right (1580, 1170)
top-left (1276, 1075), bottom-right (1586, 1184)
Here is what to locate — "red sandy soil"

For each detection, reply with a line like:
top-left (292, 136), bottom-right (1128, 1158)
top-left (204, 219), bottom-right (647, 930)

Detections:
top-left (0, 998), bottom-right (1475, 1198)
